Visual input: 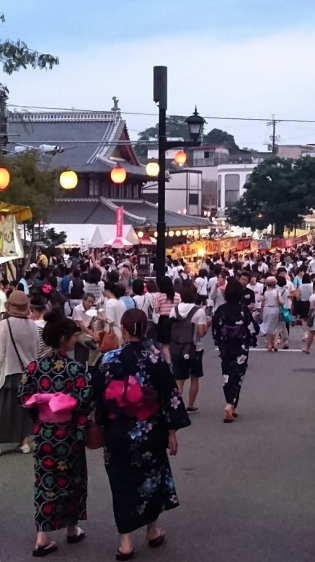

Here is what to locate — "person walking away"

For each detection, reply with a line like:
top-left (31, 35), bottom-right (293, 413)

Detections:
top-left (92, 308), bottom-right (190, 560)
top-left (212, 278), bottom-right (259, 422)
top-left (276, 276), bottom-right (290, 349)
top-left (119, 263), bottom-right (132, 295)
top-left (145, 279), bottom-right (160, 349)
top-left (18, 309), bottom-right (93, 556)
top-left (207, 264), bottom-right (222, 313)
top-left (169, 281), bottom-right (211, 414)
top-left (73, 293), bottom-right (100, 366)
top-left (154, 276), bottom-right (181, 364)
top-left (131, 279), bottom-right (151, 316)
top-left (0, 291), bottom-right (39, 453)
top-left (194, 269), bottom-right (208, 307)
top-left (84, 267), bottom-right (104, 302)
top-left (60, 267), bottom-right (72, 296)
top-left (98, 281), bottom-right (126, 347)
top-left (292, 266), bottom-right (305, 324)
top-left (302, 281), bottom-right (315, 354)
top-left (30, 295), bottom-right (51, 358)
top-left (260, 276), bottom-right (283, 352)
top-left (69, 269), bottom-right (85, 310)
top-left (296, 273), bottom-right (313, 341)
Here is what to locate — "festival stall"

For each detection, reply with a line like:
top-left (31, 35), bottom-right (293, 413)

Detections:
top-left (0, 202), bottom-right (32, 264)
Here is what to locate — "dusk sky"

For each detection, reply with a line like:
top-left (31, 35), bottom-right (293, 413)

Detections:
top-left (2, 0), bottom-right (315, 149)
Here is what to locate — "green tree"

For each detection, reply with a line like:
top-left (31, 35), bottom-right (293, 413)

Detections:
top-left (40, 227), bottom-right (67, 248)
top-left (203, 128), bottom-right (239, 150)
top-left (135, 115), bottom-right (191, 157)
top-left (0, 13), bottom-right (58, 99)
top-left (0, 152), bottom-right (60, 264)
top-left (228, 156), bottom-right (315, 237)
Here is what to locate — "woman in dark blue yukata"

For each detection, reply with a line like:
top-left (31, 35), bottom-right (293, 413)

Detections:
top-left (92, 308), bottom-right (191, 561)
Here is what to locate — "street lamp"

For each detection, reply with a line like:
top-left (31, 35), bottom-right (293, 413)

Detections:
top-left (111, 165), bottom-right (126, 184)
top-left (153, 66), bottom-right (206, 283)
top-left (185, 107), bottom-right (206, 142)
top-left (146, 161), bottom-right (160, 177)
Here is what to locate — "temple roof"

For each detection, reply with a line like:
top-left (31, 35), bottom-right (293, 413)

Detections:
top-left (7, 110), bottom-right (148, 177)
top-left (48, 197), bottom-right (210, 229)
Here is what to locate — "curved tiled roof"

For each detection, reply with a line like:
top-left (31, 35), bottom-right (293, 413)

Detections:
top-left (7, 111), bottom-right (144, 176)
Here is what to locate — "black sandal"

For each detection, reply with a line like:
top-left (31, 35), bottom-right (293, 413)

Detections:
top-left (149, 534), bottom-right (165, 547)
top-left (67, 527), bottom-right (85, 544)
top-left (32, 542), bottom-right (57, 557)
top-left (116, 548), bottom-right (134, 561)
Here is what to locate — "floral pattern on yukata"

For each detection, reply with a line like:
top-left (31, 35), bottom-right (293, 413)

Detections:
top-left (18, 352), bottom-right (92, 532)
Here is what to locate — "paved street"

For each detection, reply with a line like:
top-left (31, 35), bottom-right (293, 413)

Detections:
top-left (1, 327), bottom-right (315, 562)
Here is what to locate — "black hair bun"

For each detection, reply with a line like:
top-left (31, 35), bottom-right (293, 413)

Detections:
top-left (43, 308), bottom-right (64, 323)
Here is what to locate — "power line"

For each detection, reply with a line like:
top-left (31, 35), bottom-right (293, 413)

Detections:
top-left (6, 103), bottom-right (315, 124)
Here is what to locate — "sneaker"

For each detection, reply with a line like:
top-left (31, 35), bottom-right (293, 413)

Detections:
top-left (186, 407), bottom-right (199, 414)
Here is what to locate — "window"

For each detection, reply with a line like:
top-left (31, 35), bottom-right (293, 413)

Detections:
top-left (110, 184), bottom-right (116, 198)
top-left (189, 193), bottom-right (198, 205)
top-left (126, 184), bottom-right (132, 199)
top-left (225, 174), bottom-right (240, 206)
top-left (89, 179), bottom-right (99, 197)
top-left (134, 184), bottom-right (140, 199)
top-left (103, 183), bottom-right (110, 198)
top-left (204, 151), bottom-right (210, 159)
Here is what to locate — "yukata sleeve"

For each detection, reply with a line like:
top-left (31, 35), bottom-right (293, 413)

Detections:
top-left (151, 358), bottom-right (191, 431)
top-left (211, 309), bottom-right (221, 346)
top-left (68, 360), bottom-right (93, 411)
top-left (18, 360), bottom-right (38, 407)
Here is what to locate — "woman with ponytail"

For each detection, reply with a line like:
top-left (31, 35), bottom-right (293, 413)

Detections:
top-left (18, 309), bottom-right (93, 557)
top-left (92, 308), bottom-right (190, 560)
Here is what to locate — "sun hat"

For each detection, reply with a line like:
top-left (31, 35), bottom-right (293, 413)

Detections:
top-left (266, 275), bottom-right (277, 286)
top-left (6, 290), bottom-right (30, 318)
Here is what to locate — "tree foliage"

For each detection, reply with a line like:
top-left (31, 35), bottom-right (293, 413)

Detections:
top-left (134, 117), bottom-right (240, 157)
top-left (0, 13), bottom-right (59, 97)
top-left (40, 227), bottom-right (67, 248)
top-left (228, 156), bottom-right (315, 236)
top-left (203, 128), bottom-right (239, 150)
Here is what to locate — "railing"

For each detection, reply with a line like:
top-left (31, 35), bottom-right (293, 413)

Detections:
top-left (190, 157), bottom-right (230, 167)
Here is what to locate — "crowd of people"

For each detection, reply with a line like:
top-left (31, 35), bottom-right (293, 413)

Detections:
top-left (0, 241), bottom-right (315, 558)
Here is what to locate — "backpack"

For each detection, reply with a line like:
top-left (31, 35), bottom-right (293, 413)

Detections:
top-left (170, 305), bottom-right (199, 361)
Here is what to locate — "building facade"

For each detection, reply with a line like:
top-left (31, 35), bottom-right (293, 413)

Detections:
top-left (217, 163), bottom-right (257, 212)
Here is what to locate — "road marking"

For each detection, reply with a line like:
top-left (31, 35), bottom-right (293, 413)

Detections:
top-left (215, 348), bottom-right (306, 353)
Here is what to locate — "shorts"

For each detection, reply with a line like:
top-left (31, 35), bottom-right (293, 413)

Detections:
top-left (172, 350), bottom-right (204, 380)
top-left (298, 301), bottom-right (310, 320)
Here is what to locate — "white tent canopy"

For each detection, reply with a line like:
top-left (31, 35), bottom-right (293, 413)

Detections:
top-left (89, 225), bottom-right (139, 248)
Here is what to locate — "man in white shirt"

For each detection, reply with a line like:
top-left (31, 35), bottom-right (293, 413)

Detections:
top-left (308, 253), bottom-right (315, 274)
top-left (73, 293), bottom-right (100, 366)
top-left (247, 272), bottom-right (264, 318)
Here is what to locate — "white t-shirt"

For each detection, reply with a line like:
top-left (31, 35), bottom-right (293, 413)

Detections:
top-left (169, 303), bottom-right (207, 351)
top-left (73, 303), bottom-right (93, 328)
top-left (207, 276), bottom-right (218, 292)
top-left (195, 277), bottom-right (208, 296)
top-left (0, 289), bottom-right (7, 313)
top-left (105, 298), bottom-right (126, 344)
top-left (132, 294), bottom-right (151, 317)
top-left (285, 280), bottom-right (295, 308)
top-left (308, 259), bottom-right (315, 274)
top-left (247, 282), bottom-right (264, 309)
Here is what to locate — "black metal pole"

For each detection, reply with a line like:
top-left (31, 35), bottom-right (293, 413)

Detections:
top-left (156, 105), bottom-right (166, 284)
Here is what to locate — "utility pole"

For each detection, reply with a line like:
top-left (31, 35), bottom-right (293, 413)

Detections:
top-left (153, 66), bottom-right (205, 284)
top-left (267, 114), bottom-right (280, 154)
top-left (0, 88), bottom-right (8, 154)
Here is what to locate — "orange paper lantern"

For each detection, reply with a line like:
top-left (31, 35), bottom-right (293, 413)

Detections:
top-left (174, 150), bottom-right (187, 166)
top-left (0, 168), bottom-right (10, 191)
top-left (111, 165), bottom-right (127, 184)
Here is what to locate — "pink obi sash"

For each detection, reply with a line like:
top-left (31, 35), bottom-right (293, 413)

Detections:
top-left (105, 376), bottom-right (159, 421)
top-left (24, 393), bottom-right (77, 423)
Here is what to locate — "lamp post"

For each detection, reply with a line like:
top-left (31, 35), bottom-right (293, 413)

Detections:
top-left (153, 66), bottom-right (206, 283)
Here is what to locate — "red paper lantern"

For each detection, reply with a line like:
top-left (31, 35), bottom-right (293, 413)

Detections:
top-left (174, 150), bottom-right (187, 166)
top-left (0, 168), bottom-right (10, 191)
top-left (111, 165), bottom-right (126, 184)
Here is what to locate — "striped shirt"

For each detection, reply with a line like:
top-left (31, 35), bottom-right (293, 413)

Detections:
top-left (84, 281), bottom-right (104, 302)
top-left (154, 292), bottom-right (181, 316)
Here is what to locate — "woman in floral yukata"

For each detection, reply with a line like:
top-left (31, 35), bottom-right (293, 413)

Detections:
top-left (18, 309), bottom-right (93, 558)
top-left (92, 308), bottom-right (191, 561)
top-left (212, 277), bottom-right (259, 423)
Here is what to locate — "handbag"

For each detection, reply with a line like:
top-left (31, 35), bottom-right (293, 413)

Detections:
top-left (85, 420), bottom-right (104, 449)
top-left (279, 304), bottom-right (292, 324)
top-left (7, 319), bottom-right (25, 371)
top-left (99, 323), bottom-right (119, 354)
